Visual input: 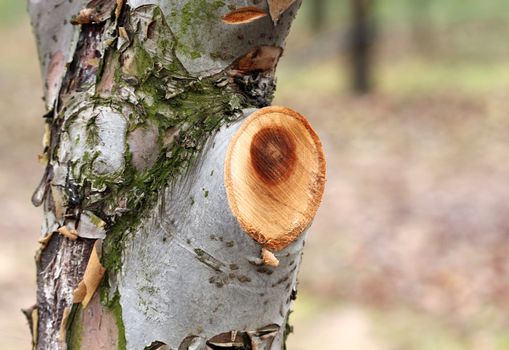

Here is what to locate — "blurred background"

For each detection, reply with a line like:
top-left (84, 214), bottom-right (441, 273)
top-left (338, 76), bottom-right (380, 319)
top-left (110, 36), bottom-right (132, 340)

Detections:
top-left (2, 0), bottom-right (509, 348)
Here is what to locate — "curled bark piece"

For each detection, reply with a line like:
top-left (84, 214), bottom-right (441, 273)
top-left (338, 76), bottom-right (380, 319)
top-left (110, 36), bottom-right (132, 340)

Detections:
top-left (38, 231), bottom-right (55, 249)
top-left (261, 248), bottom-right (279, 267)
top-left (71, 0), bottom-right (117, 25)
top-left (268, 0), bottom-right (297, 23)
top-left (232, 46), bottom-right (282, 74)
top-left (207, 331), bottom-right (245, 347)
top-left (22, 305), bottom-right (38, 348)
top-left (72, 240), bottom-right (106, 307)
top-left (178, 336), bottom-right (207, 350)
top-left (247, 324), bottom-right (279, 350)
top-left (145, 340), bottom-right (170, 350)
top-left (59, 306), bottom-right (72, 343)
top-left (77, 211), bottom-right (107, 239)
top-left (221, 7), bottom-right (268, 24)
top-left (205, 325), bottom-right (279, 349)
top-left (225, 106), bottom-right (326, 251)
top-left (57, 226), bottom-right (78, 241)
top-left (115, 0), bottom-right (125, 19)
top-left (45, 51), bottom-right (66, 109)
top-left (31, 167), bottom-right (50, 207)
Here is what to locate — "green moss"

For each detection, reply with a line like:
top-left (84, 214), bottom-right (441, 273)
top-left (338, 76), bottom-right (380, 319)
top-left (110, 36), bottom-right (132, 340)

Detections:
top-left (87, 211), bottom-right (106, 227)
top-left (179, 0), bottom-right (225, 35)
top-left (172, 0), bottom-right (225, 60)
top-left (110, 292), bottom-right (127, 350)
top-left (86, 115), bottom-right (99, 145)
top-left (125, 43), bottom-right (154, 83)
top-left (66, 304), bottom-right (83, 350)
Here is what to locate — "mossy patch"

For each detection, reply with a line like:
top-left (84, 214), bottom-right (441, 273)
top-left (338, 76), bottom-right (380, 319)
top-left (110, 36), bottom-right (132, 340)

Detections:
top-left (171, 0), bottom-right (225, 60)
top-left (66, 304), bottom-right (83, 350)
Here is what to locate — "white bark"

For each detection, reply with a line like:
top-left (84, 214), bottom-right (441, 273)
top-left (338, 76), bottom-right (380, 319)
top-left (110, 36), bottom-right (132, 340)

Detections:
top-left (118, 112), bottom-right (306, 349)
top-left (28, 0), bottom-right (86, 109)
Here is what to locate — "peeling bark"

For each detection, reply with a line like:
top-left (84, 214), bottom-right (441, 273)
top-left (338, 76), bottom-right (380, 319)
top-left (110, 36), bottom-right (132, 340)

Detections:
top-left (27, 0), bottom-right (326, 349)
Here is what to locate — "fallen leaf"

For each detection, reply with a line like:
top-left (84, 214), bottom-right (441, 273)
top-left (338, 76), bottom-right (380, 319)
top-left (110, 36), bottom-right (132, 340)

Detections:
top-left (267, 0), bottom-right (296, 23)
top-left (222, 7), bottom-right (267, 24)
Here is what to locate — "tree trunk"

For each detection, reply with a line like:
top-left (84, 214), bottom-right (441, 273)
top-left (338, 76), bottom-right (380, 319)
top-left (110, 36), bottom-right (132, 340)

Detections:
top-left (410, 0), bottom-right (436, 57)
top-left (348, 0), bottom-right (375, 94)
top-left (27, 0), bottom-right (326, 349)
top-left (310, 0), bottom-right (326, 33)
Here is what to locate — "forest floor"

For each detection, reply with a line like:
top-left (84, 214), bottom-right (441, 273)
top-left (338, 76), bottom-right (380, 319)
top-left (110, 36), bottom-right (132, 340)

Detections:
top-left (3, 10), bottom-right (509, 350)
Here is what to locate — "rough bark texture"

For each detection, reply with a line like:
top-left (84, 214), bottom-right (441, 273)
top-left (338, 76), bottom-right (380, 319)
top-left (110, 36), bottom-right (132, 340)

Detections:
top-left (27, 0), bottom-right (326, 349)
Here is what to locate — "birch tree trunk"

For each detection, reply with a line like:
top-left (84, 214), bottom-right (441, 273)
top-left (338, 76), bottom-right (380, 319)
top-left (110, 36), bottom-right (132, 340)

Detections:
top-left (26, 1), bottom-right (326, 349)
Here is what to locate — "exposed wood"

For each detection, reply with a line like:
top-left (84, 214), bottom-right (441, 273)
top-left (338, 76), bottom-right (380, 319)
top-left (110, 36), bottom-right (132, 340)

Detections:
top-left (225, 106), bottom-right (326, 251)
top-left (69, 294), bottom-right (120, 349)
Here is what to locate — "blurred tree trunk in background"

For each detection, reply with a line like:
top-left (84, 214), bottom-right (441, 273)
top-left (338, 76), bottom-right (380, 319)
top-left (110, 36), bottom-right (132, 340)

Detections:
top-left (310, 0), bottom-right (326, 33)
top-left (410, 0), bottom-right (436, 57)
top-left (26, 0), bottom-right (326, 349)
top-left (348, 0), bottom-right (376, 94)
